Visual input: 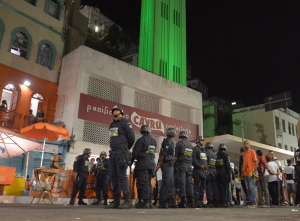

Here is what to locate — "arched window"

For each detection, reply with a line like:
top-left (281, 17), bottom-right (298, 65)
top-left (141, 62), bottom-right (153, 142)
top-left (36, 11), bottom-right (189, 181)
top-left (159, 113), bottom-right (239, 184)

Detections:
top-left (24, 0), bottom-right (38, 6)
top-left (45, 0), bottom-right (63, 20)
top-left (36, 40), bottom-right (57, 70)
top-left (30, 93), bottom-right (45, 117)
top-left (1, 84), bottom-right (19, 111)
top-left (9, 28), bottom-right (32, 60)
top-left (0, 18), bottom-right (4, 48)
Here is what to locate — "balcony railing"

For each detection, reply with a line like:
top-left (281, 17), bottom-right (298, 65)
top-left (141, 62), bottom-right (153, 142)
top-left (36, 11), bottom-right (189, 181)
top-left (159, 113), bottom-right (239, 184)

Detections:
top-left (0, 110), bottom-right (54, 132)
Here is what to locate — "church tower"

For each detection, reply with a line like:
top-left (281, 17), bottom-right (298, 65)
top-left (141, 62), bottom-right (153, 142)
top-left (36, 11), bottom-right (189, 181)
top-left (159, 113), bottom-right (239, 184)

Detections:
top-left (138, 0), bottom-right (187, 86)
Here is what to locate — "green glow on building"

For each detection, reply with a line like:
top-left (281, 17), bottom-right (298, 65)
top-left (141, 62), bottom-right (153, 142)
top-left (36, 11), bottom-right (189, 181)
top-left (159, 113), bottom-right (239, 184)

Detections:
top-left (138, 0), bottom-right (187, 86)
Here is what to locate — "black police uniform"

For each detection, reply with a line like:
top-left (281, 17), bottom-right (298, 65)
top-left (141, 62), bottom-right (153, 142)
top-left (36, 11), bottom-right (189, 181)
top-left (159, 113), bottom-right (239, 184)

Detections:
top-left (158, 138), bottom-right (175, 203)
top-left (132, 134), bottom-right (156, 203)
top-left (109, 117), bottom-right (135, 199)
top-left (294, 148), bottom-right (300, 204)
top-left (175, 139), bottom-right (194, 200)
top-left (71, 155), bottom-right (90, 199)
top-left (192, 145), bottom-right (207, 202)
top-left (216, 151), bottom-right (230, 205)
top-left (94, 158), bottom-right (110, 202)
top-left (206, 149), bottom-right (219, 205)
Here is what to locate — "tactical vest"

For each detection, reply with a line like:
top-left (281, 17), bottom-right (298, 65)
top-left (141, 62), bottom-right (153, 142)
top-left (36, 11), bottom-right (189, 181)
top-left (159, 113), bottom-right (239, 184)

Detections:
top-left (160, 138), bottom-right (175, 162)
top-left (216, 152), bottom-right (226, 169)
top-left (206, 150), bottom-right (217, 169)
top-left (137, 136), bottom-right (156, 160)
top-left (177, 140), bottom-right (193, 163)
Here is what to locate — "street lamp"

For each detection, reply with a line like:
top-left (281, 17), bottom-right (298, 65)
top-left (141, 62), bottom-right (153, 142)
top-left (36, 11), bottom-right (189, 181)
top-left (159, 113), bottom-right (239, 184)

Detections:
top-left (95, 26), bottom-right (99, 32)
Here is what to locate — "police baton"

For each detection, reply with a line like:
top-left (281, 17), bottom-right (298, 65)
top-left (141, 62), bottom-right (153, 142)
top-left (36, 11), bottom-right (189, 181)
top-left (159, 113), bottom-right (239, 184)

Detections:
top-left (205, 166), bottom-right (214, 177)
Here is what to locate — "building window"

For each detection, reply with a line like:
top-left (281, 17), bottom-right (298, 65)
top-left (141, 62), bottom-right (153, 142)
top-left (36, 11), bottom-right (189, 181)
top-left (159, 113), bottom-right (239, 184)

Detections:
top-left (45, 0), bottom-right (62, 20)
top-left (288, 122), bottom-right (291, 135)
top-left (9, 28), bottom-right (32, 60)
top-left (0, 18), bottom-right (4, 48)
top-left (282, 119), bottom-right (286, 133)
top-left (24, 0), bottom-right (37, 6)
top-left (291, 146), bottom-right (294, 152)
top-left (278, 143), bottom-right (282, 149)
top-left (292, 123), bottom-right (295, 136)
top-left (275, 116), bottom-right (280, 130)
top-left (30, 93), bottom-right (45, 117)
top-left (284, 145), bottom-right (287, 150)
top-left (1, 84), bottom-right (19, 111)
top-left (36, 40), bottom-right (57, 70)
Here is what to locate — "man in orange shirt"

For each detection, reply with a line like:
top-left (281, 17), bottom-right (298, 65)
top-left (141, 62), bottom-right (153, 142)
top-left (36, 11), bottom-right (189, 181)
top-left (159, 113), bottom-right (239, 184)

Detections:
top-left (241, 140), bottom-right (257, 208)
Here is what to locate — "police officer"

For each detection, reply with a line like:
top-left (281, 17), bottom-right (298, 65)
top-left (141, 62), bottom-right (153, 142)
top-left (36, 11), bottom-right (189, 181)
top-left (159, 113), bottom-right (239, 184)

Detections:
top-left (106, 105), bottom-right (135, 209)
top-left (205, 142), bottom-right (219, 207)
top-left (156, 128), bottom-right (176, 209)
top-left (216, 144), bottom-right (230, 207)
top-left (92, 151), bottom-right (109, 206)
top-left (175, 131), bottom-right (194, 208)
top-left (192, 136), bottom-right (208, 208)
top-left (131, 125), bottom-right (157, 209)
top-left (69, 148), bottom-right (91, 205)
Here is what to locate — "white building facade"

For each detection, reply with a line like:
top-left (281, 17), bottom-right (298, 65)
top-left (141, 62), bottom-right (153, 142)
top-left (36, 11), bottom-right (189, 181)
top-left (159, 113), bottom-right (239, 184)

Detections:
top-left (56, 46), bottom-right (203, 169)
top-left (232, 105), bottom-right (299, 165)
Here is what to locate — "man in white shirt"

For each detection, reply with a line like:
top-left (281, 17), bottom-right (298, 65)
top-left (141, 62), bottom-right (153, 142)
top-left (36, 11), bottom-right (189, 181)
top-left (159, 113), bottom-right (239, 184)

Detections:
top-left (284, 159), bottom-right (297, 206)
top-left (269, 151), bottom-right (284, 205)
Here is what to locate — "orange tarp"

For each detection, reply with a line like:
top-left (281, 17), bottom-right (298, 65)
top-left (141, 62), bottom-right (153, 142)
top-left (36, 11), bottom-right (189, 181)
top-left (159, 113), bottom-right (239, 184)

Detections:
top-left (0, 166), bottom-right (16, 185)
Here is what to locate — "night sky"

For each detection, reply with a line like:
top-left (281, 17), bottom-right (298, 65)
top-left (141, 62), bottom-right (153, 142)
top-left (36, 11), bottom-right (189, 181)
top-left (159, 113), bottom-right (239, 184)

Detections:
top-left (81, 0), bottom-right (300, 113)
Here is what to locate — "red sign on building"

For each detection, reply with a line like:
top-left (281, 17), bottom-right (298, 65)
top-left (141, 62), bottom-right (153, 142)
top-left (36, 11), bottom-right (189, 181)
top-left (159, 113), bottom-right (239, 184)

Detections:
top-left (78, 93), bottom-right (199, 141)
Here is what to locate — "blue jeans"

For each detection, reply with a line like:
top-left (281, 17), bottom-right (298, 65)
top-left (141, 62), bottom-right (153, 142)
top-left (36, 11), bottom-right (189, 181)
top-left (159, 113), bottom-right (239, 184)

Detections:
top-left (228, 183), bottom-right (232, 204)
top-left (241, 187), bottom-right (248, 205)
top-left (244, 176), bottom-right (257, 205)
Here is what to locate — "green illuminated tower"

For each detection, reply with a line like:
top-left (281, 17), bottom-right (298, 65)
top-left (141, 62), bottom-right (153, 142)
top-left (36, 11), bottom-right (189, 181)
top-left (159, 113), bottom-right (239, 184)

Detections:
top-left (138, 0), bottom-right (187, 86)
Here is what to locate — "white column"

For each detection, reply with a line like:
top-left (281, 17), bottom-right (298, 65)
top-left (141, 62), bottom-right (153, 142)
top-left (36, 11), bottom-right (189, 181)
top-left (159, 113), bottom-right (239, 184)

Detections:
top-left (121, 86), bottom-right (135, 107)
top-left (191, 108), bottom-right (203, 136)
top-left (160, 98), bottom-right (171, 117)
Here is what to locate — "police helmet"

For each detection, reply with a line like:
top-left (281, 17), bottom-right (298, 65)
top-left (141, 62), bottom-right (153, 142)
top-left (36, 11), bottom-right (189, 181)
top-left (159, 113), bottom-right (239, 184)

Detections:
top-left (179, 131), bottom-right (188, 139)
top-left (83, 148), bottom-right (92, 155)
top-left (140, 125), bottom-right (151, 134)
top-left (112, 105), bottom-right (125, 115)
top-left (166, 128), bottom-right (176, 137)
top-left (100, 151), bottom-right (107, 157)
top-left (218, 144), bottom-right (227, 151)
top-left (195, 136), bottom-right (205, 144)
top-left (205, 142), bottom-right (213, 149)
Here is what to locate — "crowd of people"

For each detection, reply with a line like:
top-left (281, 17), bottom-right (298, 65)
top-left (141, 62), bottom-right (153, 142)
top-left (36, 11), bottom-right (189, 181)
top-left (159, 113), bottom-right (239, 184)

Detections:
top-left (68, 105), bottom-right (300, 209)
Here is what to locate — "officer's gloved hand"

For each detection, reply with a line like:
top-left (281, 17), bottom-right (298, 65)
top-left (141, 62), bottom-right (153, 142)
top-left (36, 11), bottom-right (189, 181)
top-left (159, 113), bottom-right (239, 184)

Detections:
top-left (200, 165), bottom-right (206, 169)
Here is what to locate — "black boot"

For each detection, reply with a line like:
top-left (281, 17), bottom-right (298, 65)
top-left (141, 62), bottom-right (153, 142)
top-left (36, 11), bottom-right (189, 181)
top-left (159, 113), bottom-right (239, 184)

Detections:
top-left (194, 199), bottom-right (200, 208)
top-left (178, 197), bottom-right (186, 208)
top-left (103, 199), bottom-right (107, 206)
top-left (207, 200), bottom-right (213, 208)
top-left (220, 203), bottom-right (230, 208)
top-left (69, 197), bottom-right (75, 205)
top-left (189, 198), bottom-right (194, 208)
top-left (186, 197), bottom-right (191, 208)
top-left (201, 201), bottom-right (208, 208)
top-left (119, 196), bottom-right (131, 209)
top-left (149, 199), bottom-right (153, 209)
top-left (106, 199), bottom-right (120, 209)
top-left (137, 199), bottom-right (150, 209)
top-left (135, 199), bottom-right (142, 206)
top-left (159, 201), bottom-right (168, 209)
top-left (213, 201), bottom-right (219, 208)
top-left (91, 199), bottom-right (101, 205)
top-left (168, 199), bottom-right (178, 208)
top-left (78, 198), bottom-right (87, 205)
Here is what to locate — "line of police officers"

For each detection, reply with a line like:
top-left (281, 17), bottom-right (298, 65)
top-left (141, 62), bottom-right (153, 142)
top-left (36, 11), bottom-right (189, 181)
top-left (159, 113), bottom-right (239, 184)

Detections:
top-left (69, 105), bottom-right (232, 208)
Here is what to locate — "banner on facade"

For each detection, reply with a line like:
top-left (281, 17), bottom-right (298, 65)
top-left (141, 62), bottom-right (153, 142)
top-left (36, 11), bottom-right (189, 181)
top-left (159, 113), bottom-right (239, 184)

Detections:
top-left (78, 93), bottom-right (199, 141)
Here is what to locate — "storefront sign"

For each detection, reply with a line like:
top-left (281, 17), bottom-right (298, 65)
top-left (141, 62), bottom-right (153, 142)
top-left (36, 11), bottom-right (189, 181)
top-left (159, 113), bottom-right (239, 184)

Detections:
top-left (78, 93), bottom-right (199, 140)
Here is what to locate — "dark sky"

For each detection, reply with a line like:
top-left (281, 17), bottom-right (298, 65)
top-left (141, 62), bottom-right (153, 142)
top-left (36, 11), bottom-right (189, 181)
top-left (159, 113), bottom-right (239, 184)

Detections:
top-left (81, 0), bottom-right (300, 113)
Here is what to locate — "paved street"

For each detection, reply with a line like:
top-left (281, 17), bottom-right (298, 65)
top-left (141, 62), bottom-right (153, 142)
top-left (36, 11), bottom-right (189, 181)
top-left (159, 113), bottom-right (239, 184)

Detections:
top-left (0, 204), bottom-right (300, 221)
